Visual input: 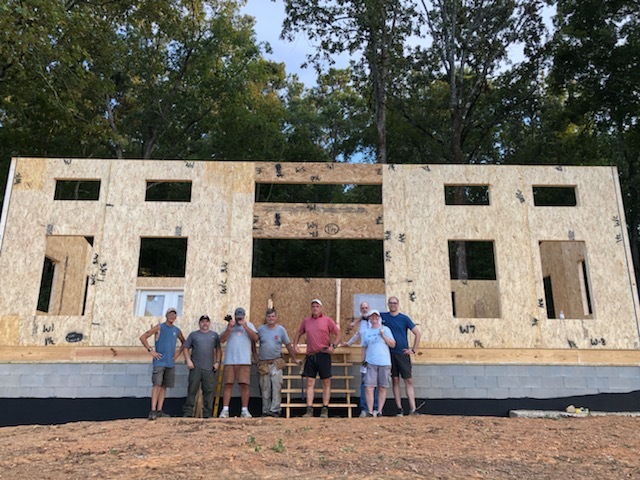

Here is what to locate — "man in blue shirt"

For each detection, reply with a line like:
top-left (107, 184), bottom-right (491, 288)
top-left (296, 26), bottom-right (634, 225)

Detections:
top-left (380, 296), bottom-right (421, 416)
top-left (140, 307), bottom-right (186, 420)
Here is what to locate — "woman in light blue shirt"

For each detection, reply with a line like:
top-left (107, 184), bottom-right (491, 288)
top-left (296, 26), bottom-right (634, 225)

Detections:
top-left (361, 310), bottom-right (396, 417)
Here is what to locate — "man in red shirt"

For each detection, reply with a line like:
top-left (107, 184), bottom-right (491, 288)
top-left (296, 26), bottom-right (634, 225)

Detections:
top-left (294, 299), bottom-right (342, 418)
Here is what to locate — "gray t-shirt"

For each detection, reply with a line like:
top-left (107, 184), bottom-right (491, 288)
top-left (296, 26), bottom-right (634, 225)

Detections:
top-left (257, 324), bottom-right (291, 361)
top-left (223, 322), bottom-right (257, 365)
top-left (183, 330), bottom-right (220, 370)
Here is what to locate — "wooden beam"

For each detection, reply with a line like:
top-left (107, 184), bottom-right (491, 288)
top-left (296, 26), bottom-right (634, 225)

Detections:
top-left (253, 203), bottom-right (384, 239)
top-left (254, 162), bottom-right (383, 185)
top-left (3, 346), bottom-right (640, 366)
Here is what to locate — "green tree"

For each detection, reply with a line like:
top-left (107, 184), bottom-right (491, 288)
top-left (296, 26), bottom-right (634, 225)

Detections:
top-left (0, 0), bottom-right (285, 210)
top-left (399, 0), bottom-right (548, 164)
top-left (549, 0), bottom-right (640, 289)
top-left (280, 0), bottom-right (417, 163)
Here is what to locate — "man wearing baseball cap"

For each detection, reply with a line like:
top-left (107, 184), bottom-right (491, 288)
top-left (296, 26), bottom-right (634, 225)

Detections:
top-left (218, 307), bottom-right (258, 418)
top-left (182, 315), bottom-right (221, 418)
top-left (293, 298), bottom-right (342, 418)
top-left (139, 307), bottom-right (186, 420)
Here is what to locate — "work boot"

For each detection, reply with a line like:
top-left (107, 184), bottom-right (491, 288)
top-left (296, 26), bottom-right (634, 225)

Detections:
top-left (320, 406), bottom-right (329, 418)
top-left (148, 410), bottom-right (157, 420)
top-left (302, 407), bottom-right (314, 418)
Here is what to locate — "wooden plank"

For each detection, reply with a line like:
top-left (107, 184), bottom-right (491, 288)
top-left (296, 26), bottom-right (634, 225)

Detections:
top-left (255, 162), bottom-right (383, 185)
top-left (253, 203), bottom-right (384, 239)
top-left (3, 346), bottom-right (640, 366)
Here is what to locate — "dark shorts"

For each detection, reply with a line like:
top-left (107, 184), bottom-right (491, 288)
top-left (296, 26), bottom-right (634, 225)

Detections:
top-left (152, 366), bottom-right (176, 387)
top-left (302, 352), bottom-right (332, 380)
top-left (390, 352), bottom-right (412, 379)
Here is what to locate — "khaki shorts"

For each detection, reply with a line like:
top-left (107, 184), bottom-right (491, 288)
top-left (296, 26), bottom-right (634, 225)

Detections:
top-left (222, 364), bottom-right (251, 385)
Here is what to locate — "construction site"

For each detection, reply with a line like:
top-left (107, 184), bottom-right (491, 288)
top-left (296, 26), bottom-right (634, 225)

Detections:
top-left (1, 158), bottom-right (640, 425)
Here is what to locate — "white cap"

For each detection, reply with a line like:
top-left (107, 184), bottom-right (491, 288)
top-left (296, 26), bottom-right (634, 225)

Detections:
top-left (311, 298), bottom-right (323, 306)
top-left (369, 309), bottom-right (380, 317)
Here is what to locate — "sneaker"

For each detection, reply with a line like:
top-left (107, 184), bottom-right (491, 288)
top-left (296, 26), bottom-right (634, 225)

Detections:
top-left (156, 411), bottom-right (170, 418)
top-left (359, 410), bottom-right (368, 418)
top-left (302, 407), bottom-right (314, 418)
top-left (409, 410), bottom-right (421, 416)
top-left (148, 410), bottom-right (157, 420)
top-left (268, 411), bottom-right (281, 418)
top-left (241, 410), bottom-right (252, 418)
top-left (320, 406), bottom-right (329, 418)
top-left (219, 409), bottom-right (229, 418)
top-left (396, 407), bottom-right (404, 417)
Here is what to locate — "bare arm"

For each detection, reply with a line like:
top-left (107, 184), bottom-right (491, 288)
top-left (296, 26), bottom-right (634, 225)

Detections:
top-left (284, 342), bottom-right (301, 364)
top-left (404, 325), bottom-right (421, 355)
top-left (174, 331), bottom-right (187, 360)
top-left (219, 320), bottom-right (234, 343)
top-left (139, 324), bottom-right (162, 360)
top-left (183, 346), bottom-right (194, 369)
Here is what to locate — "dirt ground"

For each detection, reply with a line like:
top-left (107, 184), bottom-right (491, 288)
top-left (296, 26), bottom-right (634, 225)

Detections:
top-left (2, 414), bottom-right (639, 479)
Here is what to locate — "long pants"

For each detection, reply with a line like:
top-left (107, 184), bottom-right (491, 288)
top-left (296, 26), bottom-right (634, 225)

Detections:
top-left (183, 367), bottom-right (215, 418)
top-left (361, 380), bottom-right (378, 412)
top-left (259, 363), bottom-right (284, 414)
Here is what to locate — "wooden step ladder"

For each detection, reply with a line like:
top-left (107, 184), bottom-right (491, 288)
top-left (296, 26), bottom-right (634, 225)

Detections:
top-left (281, 351), bottom-right (357, 418)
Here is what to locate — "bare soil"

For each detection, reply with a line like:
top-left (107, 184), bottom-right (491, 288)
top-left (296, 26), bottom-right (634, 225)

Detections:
top-left (2, 414), bottom-right (639, 479)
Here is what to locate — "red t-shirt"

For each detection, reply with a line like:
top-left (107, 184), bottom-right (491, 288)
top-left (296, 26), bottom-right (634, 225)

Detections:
top-left (297, 315), bottom-right (339, 354)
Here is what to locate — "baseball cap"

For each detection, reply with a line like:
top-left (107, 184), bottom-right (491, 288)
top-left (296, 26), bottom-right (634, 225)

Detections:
top-left (311, 299), bottom-right (323, 306)
top-left (166, 307), bottom-right (177, 315)
top-left (369, 309), bottom-right (380, 317)
top-left (199, 315), bottom-right (210, 322)
top-left (234, 307), bottom-right (246, 318)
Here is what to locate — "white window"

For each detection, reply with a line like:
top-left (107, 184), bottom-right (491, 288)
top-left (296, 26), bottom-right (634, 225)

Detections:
top-left (134, 289), bottom-right (184, 316)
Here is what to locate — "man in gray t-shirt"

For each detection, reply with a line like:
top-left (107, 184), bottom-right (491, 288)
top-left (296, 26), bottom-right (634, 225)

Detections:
top-left (257, 308), bottom-right (300, 417)
top-left (182, 315), bottom-right (221, 418)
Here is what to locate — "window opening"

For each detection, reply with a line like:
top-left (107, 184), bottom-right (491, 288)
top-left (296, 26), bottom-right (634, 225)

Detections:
top-left (533, 186), bottom-right (577, 206)
top-left (448, 240), bottom-right (500, 318)
top-left (145, 181), bottom-right (192, 202)
top-left (539, 241), bottom-right (593, 319)
top-left (138, 238), bottom-right (188, 277)
top-left (37, 257), bottom-right (56, 312)
top-left (54, 180), bottom-right (101, 200)
top-left (444, 185), bottom-right (490, 205)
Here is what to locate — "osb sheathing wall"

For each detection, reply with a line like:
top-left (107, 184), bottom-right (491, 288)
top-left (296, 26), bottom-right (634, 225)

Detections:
top-left (250, 278), bottom-right (385, 335)
top-left (0, 158), bottom-right (254, 346)
top-left (382, 164), bottom-right (640, 349)
top-left (0, 159), bottom-right (639, 355)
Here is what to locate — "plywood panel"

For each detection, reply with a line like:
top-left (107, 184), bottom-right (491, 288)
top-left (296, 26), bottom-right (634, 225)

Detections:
top-left (255, 162), bottom-right (383, 184)
top-left (1, 159), bottom-right (638, 359)
top-left (250, 278), bottom-right (385, 338)
top-left (253, 203), bottom-right (384, 239)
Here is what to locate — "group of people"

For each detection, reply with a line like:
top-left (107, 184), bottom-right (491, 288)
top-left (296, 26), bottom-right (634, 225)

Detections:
top-left (139, 296), bottom-right (421, 419)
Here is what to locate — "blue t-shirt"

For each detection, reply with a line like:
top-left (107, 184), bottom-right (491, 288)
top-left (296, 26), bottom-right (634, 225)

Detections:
top-left (361, 325), bottom-right (394, 366)
top-left (380, 312), bottom-right (415, 353)
top-left (153, 322), bottom-right (181, 368)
